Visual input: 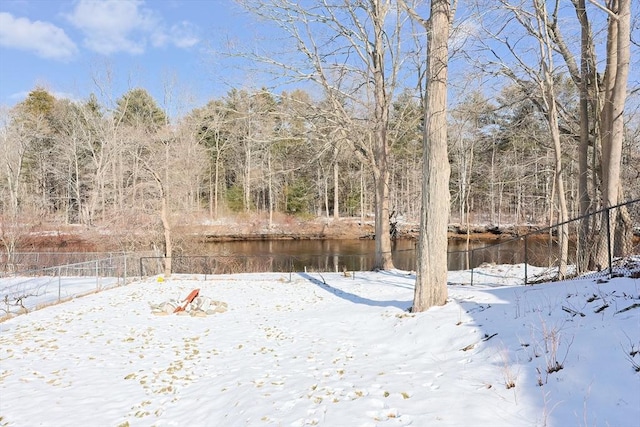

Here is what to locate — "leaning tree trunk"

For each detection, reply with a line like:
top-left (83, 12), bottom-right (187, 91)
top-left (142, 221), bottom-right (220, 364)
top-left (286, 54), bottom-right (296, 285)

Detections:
top-left (413, 0), bottom-right (452, 312)
top-left (535, 0), bottom-right (569, 279)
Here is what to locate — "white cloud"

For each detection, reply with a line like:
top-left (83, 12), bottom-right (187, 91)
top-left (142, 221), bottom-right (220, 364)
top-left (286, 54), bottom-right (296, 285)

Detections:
top-left (450, 20), bottom-right (480, 53)
top-left (65, 0), bottom-right (200, 55)
top-left (65, 0), bottom-right (157, 55)
top-left (168, 21), bottom-right (200, 48)
top-left (0, 12), bottom-right (78, 60)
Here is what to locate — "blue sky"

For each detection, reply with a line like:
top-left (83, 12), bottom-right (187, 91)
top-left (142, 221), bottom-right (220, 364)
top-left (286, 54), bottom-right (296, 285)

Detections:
top-left (1, 1), bottom-right (637, 117)
top-left (0, 0), bottom-right (267, 111)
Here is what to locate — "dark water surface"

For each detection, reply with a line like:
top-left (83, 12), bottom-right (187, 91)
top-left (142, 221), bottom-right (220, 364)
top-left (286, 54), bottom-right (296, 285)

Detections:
top-left (191, 237), bottom-right (565, 272)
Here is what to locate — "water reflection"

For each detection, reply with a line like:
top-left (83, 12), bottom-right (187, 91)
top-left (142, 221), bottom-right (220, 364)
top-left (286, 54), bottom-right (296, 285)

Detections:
top-left (190, 238), bottom-right (571, 272)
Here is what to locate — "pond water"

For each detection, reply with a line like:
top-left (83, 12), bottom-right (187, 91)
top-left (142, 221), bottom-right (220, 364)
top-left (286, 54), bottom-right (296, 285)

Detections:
top-left (186, 237), bottom-right (567, 272)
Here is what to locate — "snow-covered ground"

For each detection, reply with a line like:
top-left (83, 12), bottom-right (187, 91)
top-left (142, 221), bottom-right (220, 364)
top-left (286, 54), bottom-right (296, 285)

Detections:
top-left (1, 261), bottom-right (639, 426)
top-left (1, 275), bottom-right (122, 316)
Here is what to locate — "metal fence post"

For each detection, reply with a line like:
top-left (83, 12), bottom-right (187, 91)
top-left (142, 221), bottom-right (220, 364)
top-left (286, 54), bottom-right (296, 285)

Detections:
top-left (606, 207), bottom-right (612, 278)
top-left (470, 250), bottom-right (474, 286)
top-left (58, 266), bottom-right (61, 302)
top-left (524, 236), bottom-right (528, 286)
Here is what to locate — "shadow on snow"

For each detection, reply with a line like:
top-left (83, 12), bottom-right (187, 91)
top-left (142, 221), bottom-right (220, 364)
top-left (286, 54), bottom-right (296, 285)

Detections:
top-left (297, 271), bottom-right (412, 310)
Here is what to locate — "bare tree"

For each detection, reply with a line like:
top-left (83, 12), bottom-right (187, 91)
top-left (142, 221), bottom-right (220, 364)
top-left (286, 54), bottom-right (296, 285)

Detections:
top-left (472, 0), bottom-right (573, 278)
top-left (547, 0), bottom-right (634, 267)
top-left (543, 0), bottom-right (600, 270)
top-left (409, 0), bottom-right (455, 311)
top-left (532, 0), bottom-right (570, 279)
top-left (235, 0), bottom-right (411, 269)
top-left (477, 0), bottom-right (634, 271)
top-left (76, 95), bottom-right (119, 226)
top-left (594, 0), bottom-right (633, 266)
top-left (0, 106), bottom-right (30, 267)
top-left (600, 0), bottom-right (631, 210)
top-left (193, 99), bottom-right (235, 219)
top-left (0, 106), bottom-right (27, 217)
top-left (544, 0), bottom-right (635, 270)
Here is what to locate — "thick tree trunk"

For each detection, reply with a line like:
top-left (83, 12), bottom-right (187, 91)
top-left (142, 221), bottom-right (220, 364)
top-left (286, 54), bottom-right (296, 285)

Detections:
top-left (575, 0), bottom-right (593, 272)
top-left (602, 0), bottom-right (629, 210)
top-left (373, 163), bottom-right (394, 269)
top-left (592, 0), bottom-right (631, 270)
top-left (413, 0), bottom-right (451, 312)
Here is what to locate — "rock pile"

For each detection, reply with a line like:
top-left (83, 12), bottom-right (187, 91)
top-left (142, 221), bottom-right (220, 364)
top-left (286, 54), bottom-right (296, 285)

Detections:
top-left (150, 295), bottom-right (228, 317)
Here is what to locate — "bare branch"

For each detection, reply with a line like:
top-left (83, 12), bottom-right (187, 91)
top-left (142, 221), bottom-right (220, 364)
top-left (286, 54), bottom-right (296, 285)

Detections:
top-left (587, 0), bottom-right (619, 20)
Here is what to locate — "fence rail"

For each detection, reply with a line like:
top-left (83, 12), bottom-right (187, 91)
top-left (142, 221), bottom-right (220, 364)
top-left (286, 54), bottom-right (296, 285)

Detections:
top-left (140, 199), bottom-right (639, 283)
top-left (0, 251), bottom-right (136, 274)
top-left (464, 198), bottom-right (639, 285)
top-left (2, 200), bottom-right (638, 318)
top-left (1, 253), bottom-right (139, 318)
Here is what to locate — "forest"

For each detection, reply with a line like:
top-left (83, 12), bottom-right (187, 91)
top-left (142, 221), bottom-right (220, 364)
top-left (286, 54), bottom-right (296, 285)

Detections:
top-left (0, 1), bottom-right (638, 268)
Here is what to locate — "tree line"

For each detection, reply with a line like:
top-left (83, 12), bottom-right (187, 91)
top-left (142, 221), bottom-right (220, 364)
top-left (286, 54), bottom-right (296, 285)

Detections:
top-left (2, 82), bottom-right (636, 237)
top-left (0, 0), bottom-right (636, 311)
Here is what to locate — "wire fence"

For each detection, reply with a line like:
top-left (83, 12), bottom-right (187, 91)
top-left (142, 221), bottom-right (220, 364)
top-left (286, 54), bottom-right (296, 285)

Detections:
top-left (0, 253), bottom-right (139, 318)
top-left (140, 199), bottom-right (640, 284)
top-left (462, 198), bottom-right (639, 285)
top-left (2, 200), bottom-right (638, 318)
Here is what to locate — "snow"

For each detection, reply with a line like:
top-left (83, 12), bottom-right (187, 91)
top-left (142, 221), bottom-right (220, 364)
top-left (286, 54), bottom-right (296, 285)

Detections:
top-left (1, 275), bottom-right (122, 314)
top-left (1, 262), bottom-right (639, 427)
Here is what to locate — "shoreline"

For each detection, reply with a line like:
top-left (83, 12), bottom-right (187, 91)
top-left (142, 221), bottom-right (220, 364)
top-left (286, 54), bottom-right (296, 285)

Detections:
top-left (11, 216), bottom-right (639, 252)
top-left (10, 219), bottom-right (587, 251)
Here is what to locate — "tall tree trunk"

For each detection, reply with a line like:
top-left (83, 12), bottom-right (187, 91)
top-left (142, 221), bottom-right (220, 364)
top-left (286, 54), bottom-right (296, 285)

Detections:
top-left (535, 0), bottom-right (569, 279)
top-left (371, 0), bottom-right (394, 270)
top-left (575, 0), bottom-right (593, 272)
top-left (593, 0), bottom-right (631, 270)
top-left (602, 0), bottom-right (629, 209)
top-left (413, 0), bottom-right (452, 312)
top-left (553, 0), bottom-right (606, 272)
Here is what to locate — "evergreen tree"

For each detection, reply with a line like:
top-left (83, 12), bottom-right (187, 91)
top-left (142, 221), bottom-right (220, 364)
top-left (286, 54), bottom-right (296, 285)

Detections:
top-left (115, 88), bottom-right (167, 131)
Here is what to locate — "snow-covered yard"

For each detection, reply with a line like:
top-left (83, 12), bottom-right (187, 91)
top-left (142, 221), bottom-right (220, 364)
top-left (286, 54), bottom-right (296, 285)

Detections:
top-left (1, 275), bottom-right (122, 316)
top-left (1, 262), bottom-right (639, 426)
